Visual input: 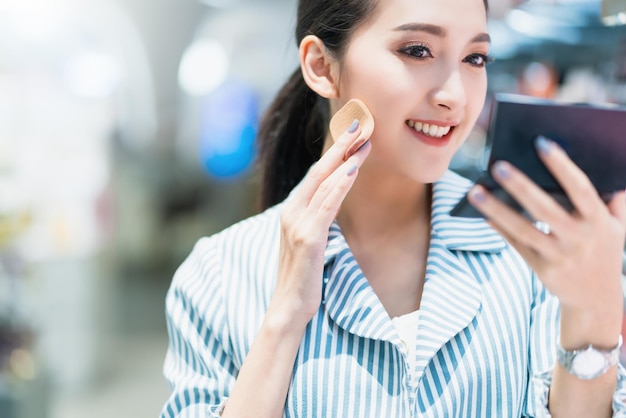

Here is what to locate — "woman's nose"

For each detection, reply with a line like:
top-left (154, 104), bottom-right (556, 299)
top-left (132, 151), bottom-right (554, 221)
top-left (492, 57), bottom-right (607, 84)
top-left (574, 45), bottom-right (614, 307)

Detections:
top-left (431, 69), bottom-right (467, 111)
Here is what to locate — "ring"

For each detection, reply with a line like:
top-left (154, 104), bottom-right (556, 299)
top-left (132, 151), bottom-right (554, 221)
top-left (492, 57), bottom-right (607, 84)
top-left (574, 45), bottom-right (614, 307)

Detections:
top-left (533, 221), bottom-right (551, 235)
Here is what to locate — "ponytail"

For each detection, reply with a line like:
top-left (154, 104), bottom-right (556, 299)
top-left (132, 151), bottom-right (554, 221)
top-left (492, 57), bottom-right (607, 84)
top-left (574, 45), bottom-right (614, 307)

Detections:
top-left (256, 68), bottom-right (328, 210)
top-left (255, 0), bottom-right (378, 211)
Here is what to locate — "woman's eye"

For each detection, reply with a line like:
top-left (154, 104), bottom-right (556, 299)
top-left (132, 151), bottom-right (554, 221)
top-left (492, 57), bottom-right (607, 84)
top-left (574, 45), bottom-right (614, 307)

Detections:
top-left (399, 45), bottom-right (433, 60)
top-left (464, 53), bottom-right (495, 68)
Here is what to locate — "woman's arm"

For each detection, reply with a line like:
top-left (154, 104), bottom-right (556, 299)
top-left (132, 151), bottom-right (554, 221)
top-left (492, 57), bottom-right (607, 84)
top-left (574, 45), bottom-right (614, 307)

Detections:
top-left (468, 137), bottom-right (626, 417)
top-left (221, 121), bottom-right (372, 418)
top-left (161, 237), bottom-right (238, 418)
top-left (218, 301), bottom-right (309, 417)
top-left (548, 303), bottom-right (622, 417)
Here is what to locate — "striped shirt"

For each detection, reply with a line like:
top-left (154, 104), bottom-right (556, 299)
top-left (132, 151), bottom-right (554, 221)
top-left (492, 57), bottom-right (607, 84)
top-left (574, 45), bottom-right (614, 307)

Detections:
top-left (161, 170), bottom-right (626, 417)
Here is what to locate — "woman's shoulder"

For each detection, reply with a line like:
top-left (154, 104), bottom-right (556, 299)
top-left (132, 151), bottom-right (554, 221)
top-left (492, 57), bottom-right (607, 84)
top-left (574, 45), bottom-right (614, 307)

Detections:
top-left (193, 204), bottom-right (281, 258)
top-left (179, 204), bottom-right (282, 286)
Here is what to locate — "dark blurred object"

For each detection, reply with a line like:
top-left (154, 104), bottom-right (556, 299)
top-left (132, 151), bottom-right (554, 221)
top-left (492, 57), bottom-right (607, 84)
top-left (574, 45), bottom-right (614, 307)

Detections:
top-left (615, 39), bottom-right (626, 81)
top-left (0, 323), bottom-right (48, 418)
top-left (0, 210), bottom-right (48, 417)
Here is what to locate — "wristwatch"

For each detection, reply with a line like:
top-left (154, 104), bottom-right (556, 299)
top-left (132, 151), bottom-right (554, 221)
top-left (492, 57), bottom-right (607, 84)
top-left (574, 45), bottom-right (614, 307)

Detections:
top-left (556, 335), bottom-right (623, 380)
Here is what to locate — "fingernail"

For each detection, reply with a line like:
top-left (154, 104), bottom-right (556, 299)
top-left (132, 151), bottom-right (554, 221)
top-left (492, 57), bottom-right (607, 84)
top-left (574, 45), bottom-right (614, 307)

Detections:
top-left (469, 186), bottom-right (486, 203)
top-left (535, 136), bottom-right (552, 155)
top-left (347, 119), bottom-right (359, 134)
top-left (492, 161), bottom-right (510, 180)
top-left (346, 165), bottom-right (358, 177)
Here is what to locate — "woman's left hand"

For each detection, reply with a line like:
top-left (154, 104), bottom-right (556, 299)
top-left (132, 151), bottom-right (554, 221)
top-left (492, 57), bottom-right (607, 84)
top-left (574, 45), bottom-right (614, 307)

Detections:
top-left (468, 136), bottom-right (626, 345)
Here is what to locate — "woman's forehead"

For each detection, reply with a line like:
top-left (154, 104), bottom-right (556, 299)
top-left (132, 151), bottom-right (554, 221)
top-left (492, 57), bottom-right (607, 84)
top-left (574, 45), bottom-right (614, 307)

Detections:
top-left (360, 0), bottom-right (488, 34)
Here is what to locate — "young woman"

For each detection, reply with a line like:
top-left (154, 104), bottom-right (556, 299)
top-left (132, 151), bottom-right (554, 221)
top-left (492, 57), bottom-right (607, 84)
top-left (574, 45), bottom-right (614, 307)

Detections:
top-left (161, 0), bottom-right (626, 416)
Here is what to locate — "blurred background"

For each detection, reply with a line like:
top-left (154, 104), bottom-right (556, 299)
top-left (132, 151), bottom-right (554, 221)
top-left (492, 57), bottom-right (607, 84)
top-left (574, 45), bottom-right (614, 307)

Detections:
top-left (0, 0), bottom-right (625, 417)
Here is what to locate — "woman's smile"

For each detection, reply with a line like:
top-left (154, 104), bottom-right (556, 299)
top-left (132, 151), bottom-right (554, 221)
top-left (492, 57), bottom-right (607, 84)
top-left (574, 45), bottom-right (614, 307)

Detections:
top-left (405, 121), bottom-right (454, 147)
top-left (405, 119), bottom-right (458, 147)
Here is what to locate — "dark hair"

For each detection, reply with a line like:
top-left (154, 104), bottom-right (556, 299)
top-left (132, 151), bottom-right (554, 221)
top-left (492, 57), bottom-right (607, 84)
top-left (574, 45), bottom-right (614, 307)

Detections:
top-left (256, 0), bottom-right (489, 210)
top-left (256, 0), bottom-right (378, 210)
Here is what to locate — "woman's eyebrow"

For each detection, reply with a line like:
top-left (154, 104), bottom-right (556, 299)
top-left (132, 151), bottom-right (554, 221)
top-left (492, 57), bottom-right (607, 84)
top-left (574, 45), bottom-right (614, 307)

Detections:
top-left (393, 23), bottom-right (446, 37)
top-left (393, 23), bottom-right (491, 44)
top-left (471, 33), bottom-right (491, 44)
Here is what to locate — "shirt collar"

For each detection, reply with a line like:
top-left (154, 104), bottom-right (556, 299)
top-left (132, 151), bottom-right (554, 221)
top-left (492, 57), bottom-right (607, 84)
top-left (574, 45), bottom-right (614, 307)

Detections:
top-left (319, 170), bottom-right (501, 346)
top-left (430, 170), bottom-right (507, 253)
top-left (324, 222), bottom-right (346, 265)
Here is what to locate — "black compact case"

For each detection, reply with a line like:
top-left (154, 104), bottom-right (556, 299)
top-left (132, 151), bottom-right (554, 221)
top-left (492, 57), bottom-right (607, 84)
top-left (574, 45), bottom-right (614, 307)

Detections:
top-left (450, 93), bottom-right (626, 218)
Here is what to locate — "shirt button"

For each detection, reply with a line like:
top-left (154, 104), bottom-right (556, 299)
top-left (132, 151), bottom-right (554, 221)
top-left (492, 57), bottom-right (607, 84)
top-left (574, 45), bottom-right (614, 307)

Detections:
top-left (401, 339), bottom-right (408, 353)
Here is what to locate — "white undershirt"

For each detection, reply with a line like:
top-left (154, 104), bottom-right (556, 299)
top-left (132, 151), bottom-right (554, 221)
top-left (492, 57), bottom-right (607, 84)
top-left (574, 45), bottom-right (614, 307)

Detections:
top-left (391, 310), bottom-right (420, 383)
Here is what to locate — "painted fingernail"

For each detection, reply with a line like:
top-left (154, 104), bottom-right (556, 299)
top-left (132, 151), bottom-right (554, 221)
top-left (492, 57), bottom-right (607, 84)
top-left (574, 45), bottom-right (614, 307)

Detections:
top-left (469, 186), bottom-right (486, 203)
top-left (535, 136), bottom-right (553, 155)
top-left (347, 119), bottom-right (359, 134)
top-left (492, 161), bottom-right (510, 180)
top-left (346, 165), bottom-right (358, 177)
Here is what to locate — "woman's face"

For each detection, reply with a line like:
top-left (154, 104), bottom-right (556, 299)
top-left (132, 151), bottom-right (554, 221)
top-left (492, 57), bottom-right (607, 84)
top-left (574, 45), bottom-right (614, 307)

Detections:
top-left (335, 0), bottom-right (490, 183)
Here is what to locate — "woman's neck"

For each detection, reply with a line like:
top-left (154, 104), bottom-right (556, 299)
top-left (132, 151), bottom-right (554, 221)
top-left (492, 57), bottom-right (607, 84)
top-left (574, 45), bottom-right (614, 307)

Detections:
top-left (336, 159), bottom-right (432, 317)
top-left (337, 161), bottom-right (431, 242)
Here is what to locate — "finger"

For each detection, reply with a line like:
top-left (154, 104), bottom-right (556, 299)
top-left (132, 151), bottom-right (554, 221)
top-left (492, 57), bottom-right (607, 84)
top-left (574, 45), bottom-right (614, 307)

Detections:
top-left (485, 220), bottom-right (563, 290)
top-left (607, 190), bottom-right (626, 228)
top-left (313, 161), bottom-right (362, 227)
top-left (308, 139), bottom-right (371, 216)
top-left (534, 136), bottom-right (605, 219)
top-left (467, 185), bottom-right (560, 258)
top-left (490, 160), bottom-right (574, 239)
top-left (296, 119), bottom-right (365, 204)
top-left (486, 220), bottom-right (545, 267)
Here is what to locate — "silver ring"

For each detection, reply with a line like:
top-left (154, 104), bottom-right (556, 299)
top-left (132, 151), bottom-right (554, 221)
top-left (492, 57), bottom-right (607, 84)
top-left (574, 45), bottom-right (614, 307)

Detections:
top-left (533, 221), bottom-right (551, 235)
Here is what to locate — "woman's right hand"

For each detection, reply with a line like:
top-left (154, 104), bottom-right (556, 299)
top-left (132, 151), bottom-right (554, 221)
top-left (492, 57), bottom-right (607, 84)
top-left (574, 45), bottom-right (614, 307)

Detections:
top-left (271, 120), bottom-right (372, 326)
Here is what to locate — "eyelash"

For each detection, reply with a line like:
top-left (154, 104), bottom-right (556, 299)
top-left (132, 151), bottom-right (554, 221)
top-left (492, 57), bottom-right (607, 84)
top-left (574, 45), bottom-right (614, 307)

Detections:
top-left (398, 44), bottom-right (495, 68)
top-left (465, 53), bottom-right (496, 68)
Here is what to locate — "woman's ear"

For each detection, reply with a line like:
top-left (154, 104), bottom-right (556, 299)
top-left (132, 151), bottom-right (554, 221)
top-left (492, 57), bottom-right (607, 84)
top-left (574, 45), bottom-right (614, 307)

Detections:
top-left (299, 35), bottom-right (339, 99)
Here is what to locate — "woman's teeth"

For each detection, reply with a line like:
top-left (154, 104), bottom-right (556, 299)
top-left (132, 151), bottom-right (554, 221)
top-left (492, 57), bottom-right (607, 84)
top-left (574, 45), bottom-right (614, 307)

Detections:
top-left (406, 120), bottom-right (451, 138)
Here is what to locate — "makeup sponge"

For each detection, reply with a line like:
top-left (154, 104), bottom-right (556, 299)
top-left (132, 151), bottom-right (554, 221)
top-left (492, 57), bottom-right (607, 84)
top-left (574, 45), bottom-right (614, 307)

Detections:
top-left (329, 99), bottom-right (375, 142)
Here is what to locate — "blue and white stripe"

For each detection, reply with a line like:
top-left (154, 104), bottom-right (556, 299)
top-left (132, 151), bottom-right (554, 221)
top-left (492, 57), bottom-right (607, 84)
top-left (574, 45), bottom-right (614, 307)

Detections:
top-left (161, 170), bottom-right (626, 417)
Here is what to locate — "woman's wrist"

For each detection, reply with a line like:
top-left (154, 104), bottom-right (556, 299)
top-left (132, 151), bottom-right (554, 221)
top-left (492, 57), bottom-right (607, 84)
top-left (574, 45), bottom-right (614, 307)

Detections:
top-left (264, 298), bottom-right (314, 339)
top-left (559, 296), bottom-right (624, 350)
top-left (222, 296), bottom-right (312, 418)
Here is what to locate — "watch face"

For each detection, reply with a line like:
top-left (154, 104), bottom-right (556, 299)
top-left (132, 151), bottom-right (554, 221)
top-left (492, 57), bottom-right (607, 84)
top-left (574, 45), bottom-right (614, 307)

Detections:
top-left (572, 349), bottom-right (606, 378)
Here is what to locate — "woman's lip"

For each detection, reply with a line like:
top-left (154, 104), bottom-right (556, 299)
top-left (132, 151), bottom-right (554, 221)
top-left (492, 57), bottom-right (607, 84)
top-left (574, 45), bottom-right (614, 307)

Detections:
top-left (406, 119), bottom-right (460, 128)
top-left (406, 123), bottom-right (454, 147)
